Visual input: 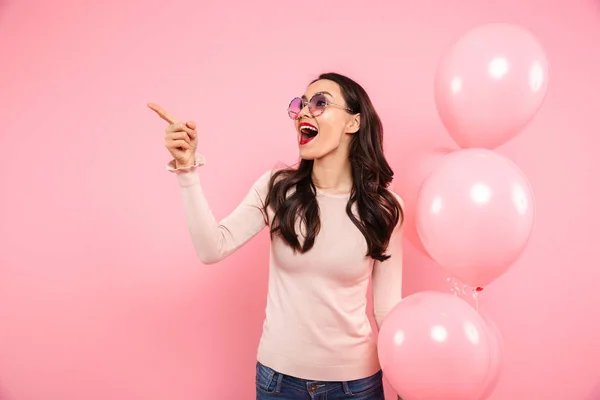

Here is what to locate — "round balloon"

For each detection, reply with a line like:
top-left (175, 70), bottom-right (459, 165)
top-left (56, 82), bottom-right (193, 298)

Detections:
top-left (415, 149), bottom-right (535, 287)
top-left (434, 23), bottom-right (549, 149)
top-left (378, 291), bottom-right (492, 400)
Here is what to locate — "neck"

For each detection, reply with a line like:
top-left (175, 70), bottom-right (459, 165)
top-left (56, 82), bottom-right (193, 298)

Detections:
top-left (311, 150), bottom-right (352, 195)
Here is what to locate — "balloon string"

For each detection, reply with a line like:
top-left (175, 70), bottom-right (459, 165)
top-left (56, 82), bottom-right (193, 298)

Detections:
top-left (472, 286), bottom-right (483, 313)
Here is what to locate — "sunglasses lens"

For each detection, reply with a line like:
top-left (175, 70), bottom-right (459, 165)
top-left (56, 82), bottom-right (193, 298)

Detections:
top-left (309, 94), bottom-right (327, 117)
top-left (288, 97), bottom-right (303, 119)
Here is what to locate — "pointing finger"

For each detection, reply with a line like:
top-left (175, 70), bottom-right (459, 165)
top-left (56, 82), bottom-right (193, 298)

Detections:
top-left (147, 102), bottom-right (180, 124)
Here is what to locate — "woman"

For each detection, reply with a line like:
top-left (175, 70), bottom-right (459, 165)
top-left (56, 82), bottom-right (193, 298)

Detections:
top-left (148, 72), bottom-right (404, 400)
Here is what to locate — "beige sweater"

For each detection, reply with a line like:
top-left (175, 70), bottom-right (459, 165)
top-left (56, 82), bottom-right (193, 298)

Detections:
top-left (169, 161), bottom-right (403, 381)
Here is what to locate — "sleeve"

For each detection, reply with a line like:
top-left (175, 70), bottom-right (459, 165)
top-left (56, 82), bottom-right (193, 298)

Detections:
top-left (167, 153), bottom-right (272, 265)
top-left (372, 192), bottom-right (404, 330)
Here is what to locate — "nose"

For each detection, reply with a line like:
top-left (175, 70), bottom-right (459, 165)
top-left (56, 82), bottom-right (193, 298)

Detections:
top-left (297, 102), bottom-right (312, 119)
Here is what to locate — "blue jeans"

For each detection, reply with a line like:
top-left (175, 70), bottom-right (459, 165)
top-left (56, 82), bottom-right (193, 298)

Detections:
top-left (256, 361), bottom-right (385, 399)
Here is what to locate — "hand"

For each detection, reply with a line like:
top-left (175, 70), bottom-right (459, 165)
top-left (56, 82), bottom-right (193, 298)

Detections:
top-left (147, 102), bottom-right (198, 168)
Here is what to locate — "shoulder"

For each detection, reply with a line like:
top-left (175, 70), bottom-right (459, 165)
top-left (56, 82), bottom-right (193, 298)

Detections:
top-left (256, 169), bottom-right (276, 183)
top-left (384, 188), bottom-right (405, 230)
top-left (255, 166), bottom-right (295, 186)
top-left (255, 168), bottom-right (284, 185)
top-left (385, 187), bottom-right (405, 209)
top-left (249, 169), bottom-right (275, 192)
top-left (252, 168), bottom-right (288, 195)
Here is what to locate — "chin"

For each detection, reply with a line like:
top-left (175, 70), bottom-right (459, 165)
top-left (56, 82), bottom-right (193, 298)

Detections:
top-left (299, 147), bottom-right (326, 160)
top-left (299, 143), bottom-right (342, 160)
top-left (299, 152), bottom-right (317, 161)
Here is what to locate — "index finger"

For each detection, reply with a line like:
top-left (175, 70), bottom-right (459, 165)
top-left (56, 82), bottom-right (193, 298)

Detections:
top-left (147, 102), bottom-right (180, 124)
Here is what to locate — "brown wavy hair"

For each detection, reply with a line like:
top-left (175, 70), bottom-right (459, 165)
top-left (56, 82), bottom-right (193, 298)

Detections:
top-left (262, 72), bottom-right (403, 262)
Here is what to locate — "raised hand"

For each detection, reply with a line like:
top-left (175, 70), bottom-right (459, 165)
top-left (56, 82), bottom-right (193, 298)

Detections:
top-left (148, 102), bottom-right (198, 168)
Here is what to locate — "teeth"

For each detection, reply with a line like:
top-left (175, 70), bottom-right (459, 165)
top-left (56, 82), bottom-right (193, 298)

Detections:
top-left (301, 125), bottom-right (318, 134)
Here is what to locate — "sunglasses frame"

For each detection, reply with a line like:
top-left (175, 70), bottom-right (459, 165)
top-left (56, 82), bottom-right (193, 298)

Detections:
top-left (287, 92), bottom-right (354, 120)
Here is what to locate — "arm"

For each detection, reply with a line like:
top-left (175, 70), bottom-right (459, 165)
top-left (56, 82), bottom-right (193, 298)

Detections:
top-left (168, 156), bottom-right (272, 264)
top-left (372, 193), bottom-right (404, 330)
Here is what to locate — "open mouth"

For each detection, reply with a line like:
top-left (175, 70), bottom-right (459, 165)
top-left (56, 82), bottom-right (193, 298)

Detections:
top-left (299, 122), bottom-right (318, 145)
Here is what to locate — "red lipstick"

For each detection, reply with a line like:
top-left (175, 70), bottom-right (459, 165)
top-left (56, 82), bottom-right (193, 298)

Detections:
top-left (298, 122), bottom-right (318, 145)
top-left (299, 122), bottom-right (317, 129)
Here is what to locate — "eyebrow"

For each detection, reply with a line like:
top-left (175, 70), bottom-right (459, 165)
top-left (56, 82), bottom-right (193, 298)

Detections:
top-left (301, 91), bottom-right (334, 100)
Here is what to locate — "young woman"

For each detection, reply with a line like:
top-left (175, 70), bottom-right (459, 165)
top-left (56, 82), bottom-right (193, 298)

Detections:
top-left (149, 72), bottom-right (404, 400)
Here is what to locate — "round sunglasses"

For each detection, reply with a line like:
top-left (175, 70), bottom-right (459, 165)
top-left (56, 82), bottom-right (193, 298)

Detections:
top-left (287, 92), bottom-right (353, 120)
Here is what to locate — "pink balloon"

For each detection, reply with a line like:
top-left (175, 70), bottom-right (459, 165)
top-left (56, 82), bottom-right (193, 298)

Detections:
top-left (415, 149), bottom-right (535, 287)
top-left (378, 291), bottom-right (491, 400)
top-left (434, 23), bottom-right (549, 149)
top-left (478, 316), bottom-right (504, 400)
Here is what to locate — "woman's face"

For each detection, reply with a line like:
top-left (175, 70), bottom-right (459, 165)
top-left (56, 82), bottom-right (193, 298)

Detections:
top-left (293, 79), bottom-right (360, 160)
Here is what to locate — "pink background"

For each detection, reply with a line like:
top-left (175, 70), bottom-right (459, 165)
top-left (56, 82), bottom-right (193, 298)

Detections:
top-left (1, 0), bottom-right (599, 399)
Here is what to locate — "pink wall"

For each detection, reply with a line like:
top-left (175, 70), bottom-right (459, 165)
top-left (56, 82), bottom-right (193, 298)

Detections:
top-left (1, 0), bottom-right (599, 399)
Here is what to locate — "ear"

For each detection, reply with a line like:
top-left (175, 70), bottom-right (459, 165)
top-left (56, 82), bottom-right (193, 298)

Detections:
top-left (346, 113), bottom-right (360, 134)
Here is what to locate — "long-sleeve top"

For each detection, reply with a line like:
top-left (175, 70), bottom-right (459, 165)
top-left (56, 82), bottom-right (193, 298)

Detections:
top-left (168, 157), bottom-right (404, 381)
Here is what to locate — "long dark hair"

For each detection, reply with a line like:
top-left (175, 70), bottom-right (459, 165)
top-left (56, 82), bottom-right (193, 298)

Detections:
top-left (262, 72), bottom-right (403, 262)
